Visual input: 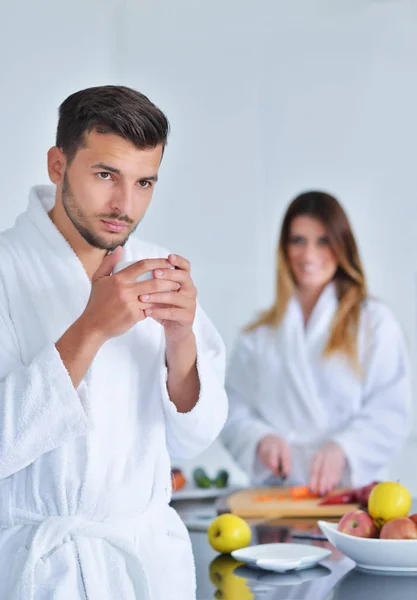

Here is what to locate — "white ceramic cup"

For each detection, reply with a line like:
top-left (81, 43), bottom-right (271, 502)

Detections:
top-left (112, 260), bottom-right (153, 282)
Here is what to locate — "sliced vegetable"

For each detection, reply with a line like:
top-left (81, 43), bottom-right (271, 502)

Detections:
top-left (319, 481), bottom-right (380, 507)
top-left (318, 491), bottom-right (356, 505)
top-left (253, 494), bottom-right (276, 503)
top-left (289, 485), bottom-right (319, 500)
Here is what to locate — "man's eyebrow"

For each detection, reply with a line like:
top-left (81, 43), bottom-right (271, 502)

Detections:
top-left (91, 163), bottom-right (158, 182)
top-left (91, 163), bottom-right (121, 175)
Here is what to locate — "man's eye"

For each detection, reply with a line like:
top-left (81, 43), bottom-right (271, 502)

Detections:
top-left (139, 180), bottom-right (151, 188)
top-left (98, 172), bottom-right (112, 180)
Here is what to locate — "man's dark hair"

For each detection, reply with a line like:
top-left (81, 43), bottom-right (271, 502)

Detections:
top-left (56, 85), bottom-right (170, 162)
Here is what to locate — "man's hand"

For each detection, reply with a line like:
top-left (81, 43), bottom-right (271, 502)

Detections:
top-left (135, 253), bottom-right (199, 413)
top-left (139, 253), bottom-right (197, 345)
top-left (257, 434), bottom-right (291, 479)
top-left (80, 247), bottom-right (178, 342)
top-left (309, 441), bottom-right (347, 496)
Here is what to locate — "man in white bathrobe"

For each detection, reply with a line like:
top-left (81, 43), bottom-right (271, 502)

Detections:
top-left (0, 85), bottom-right (228, 599)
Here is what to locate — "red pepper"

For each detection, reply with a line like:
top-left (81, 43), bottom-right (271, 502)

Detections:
top-left (355, 481), bottom-right (380, 507)
top-left (318, 481), bottom-right (380, 507)
top-left (318, 491), bottom-right (357, 505)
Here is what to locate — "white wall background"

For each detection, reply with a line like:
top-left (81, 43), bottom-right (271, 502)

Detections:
top-left (1, 0), bottom-right (416, 491)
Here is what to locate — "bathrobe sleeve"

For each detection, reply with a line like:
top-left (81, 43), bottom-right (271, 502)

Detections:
top-left (161, 304), bottom-right (228, 459)
top-left (0, 278), bottom-right (91, 479)
top-left (220, 331), bottom-right (276, 479)
top-left (332, 303), bottom-right (412, 487)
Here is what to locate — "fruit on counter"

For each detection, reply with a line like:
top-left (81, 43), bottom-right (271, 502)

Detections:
top-left (171, 468), bottom-right (187, 491)
top-left (337, 509), bottom-right (378, 538)
top-left (213, 469), bottom-right (230, 489)
top-left (209, 555), bottom-right (254, 599)
top-left (368, 482), bottom-right (412, 528)
top-left (208, 514), bottom-right (252, 554)
top-left (379, 517), bottom-right (417, 539)
top-left (409, 513), bottom-right (417, 526)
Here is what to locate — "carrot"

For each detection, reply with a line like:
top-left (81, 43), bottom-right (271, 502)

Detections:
top-left (253, 494), bottom-right (275, 502)
top-left (289, 485), bottom-right (319, 500)
top-left (252, 487), bottom-right (320, 503)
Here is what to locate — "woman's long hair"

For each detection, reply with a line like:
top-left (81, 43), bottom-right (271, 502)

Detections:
top-left (247, 191), bottom-right (367, 369)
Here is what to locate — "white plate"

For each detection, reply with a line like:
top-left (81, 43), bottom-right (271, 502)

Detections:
top-left (171, 485), bottom-right (231, 501)
top-left (318, 520), bottom-right (417, 572)
top-left (231, 543), bottom-right (331, 573)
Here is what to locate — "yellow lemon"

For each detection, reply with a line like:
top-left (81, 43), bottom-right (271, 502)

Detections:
top-left (208, 514), bottom-right (252, 554)
top-left (368, 482), bottom-right (411, 528)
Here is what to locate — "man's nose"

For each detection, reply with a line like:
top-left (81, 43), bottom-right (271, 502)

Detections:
top-left (109, 184), bottom-right (134, 217)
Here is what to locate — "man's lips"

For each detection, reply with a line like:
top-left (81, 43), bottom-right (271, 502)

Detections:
top-left (101, 219), bottom-right (129, 232)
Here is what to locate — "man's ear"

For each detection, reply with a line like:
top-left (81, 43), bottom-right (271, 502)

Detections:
top-left (47, 146), bottom-right (67, 185)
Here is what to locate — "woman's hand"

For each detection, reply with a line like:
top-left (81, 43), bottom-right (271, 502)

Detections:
top-left (257, 434), bottom-right (291, 479)
top-left (309, 441), bottom-right (347, 496)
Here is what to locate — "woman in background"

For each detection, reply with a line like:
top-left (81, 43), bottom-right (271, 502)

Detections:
top-left (221, 191), bottom-right (412, 495)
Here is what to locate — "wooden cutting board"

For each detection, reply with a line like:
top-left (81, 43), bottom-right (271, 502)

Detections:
top-left (226, 487), bottom-right (359, 519)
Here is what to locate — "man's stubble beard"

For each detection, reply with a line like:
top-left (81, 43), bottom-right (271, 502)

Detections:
top-left (61, 172), bottom-right (139, 251)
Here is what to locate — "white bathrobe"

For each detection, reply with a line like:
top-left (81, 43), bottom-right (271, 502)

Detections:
top-left (221, 284), bottom-right (412, 488)
top-left (0, 185), bottom-right (228, 600)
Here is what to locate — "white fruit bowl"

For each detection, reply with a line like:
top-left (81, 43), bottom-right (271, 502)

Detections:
top-left (318, 521), bottom-right (417, 572)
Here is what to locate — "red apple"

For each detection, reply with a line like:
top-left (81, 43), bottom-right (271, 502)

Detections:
top-left (338, 509), bottom-right (378, 538)
top-left (409, 514), bottom-right (417, 526)
top-left (380, 517), bottom-right (417, 540)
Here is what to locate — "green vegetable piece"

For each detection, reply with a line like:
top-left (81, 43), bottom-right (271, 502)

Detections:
top-left (193, 467), bottom-right (212, 488)
top-left (213, 469), bottom-right (229, 488)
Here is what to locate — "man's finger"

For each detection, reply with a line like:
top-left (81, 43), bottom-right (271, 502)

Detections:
top-left (140, 292), bottom-right (192, 308)
top-left (153, 268), bottom-right (188, 283)
top-left (118, 258), bottom-right (171, 281)
top-left (168, 254), bottom-right (191, 272)
top-left (154, 267), bottom-right (196, 294)
top-left (134, 279), bottom-right (180, 295)
top-left (145, 307), bottom-right (193, 324)
top-left (93, 246), bottom-right (124, 281)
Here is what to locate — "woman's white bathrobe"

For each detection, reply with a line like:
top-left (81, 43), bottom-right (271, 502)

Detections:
top-left (221, 284), bottom-right (412, 488)
top-left (0, 185), bottom-right (228, 600)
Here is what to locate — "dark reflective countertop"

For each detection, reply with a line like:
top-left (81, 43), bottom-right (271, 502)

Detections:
top-left (183, 500), bottom-right (417, 600)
